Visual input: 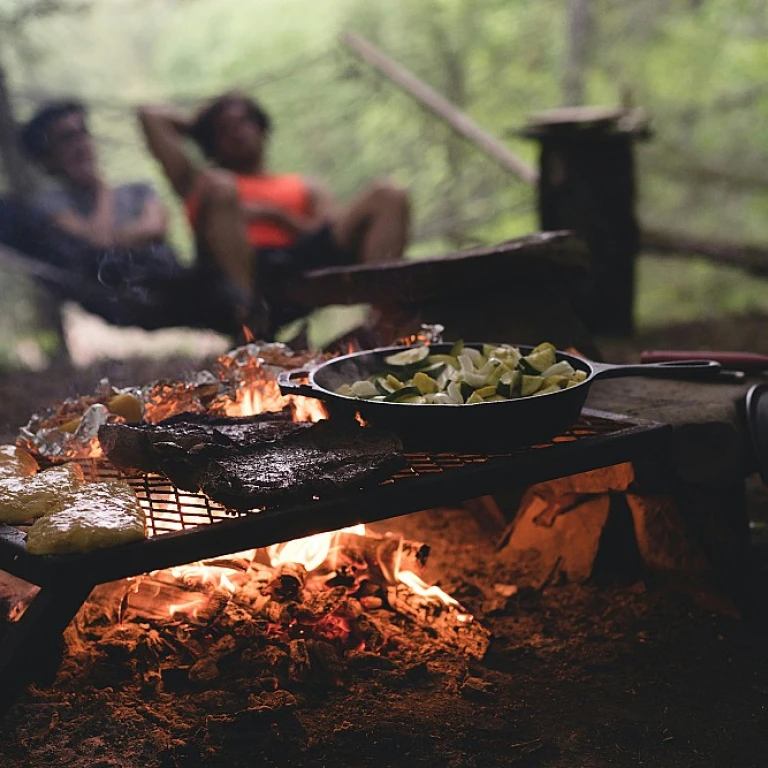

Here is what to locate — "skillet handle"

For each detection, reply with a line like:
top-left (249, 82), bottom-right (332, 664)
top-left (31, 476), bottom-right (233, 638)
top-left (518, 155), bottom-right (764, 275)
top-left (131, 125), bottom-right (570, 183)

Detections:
top-left (277, 369), bottom-right (320, 399)
top-left (641, 349), bottom-right (768, 371)
top-left (590, 359), bottom-right (728, 382)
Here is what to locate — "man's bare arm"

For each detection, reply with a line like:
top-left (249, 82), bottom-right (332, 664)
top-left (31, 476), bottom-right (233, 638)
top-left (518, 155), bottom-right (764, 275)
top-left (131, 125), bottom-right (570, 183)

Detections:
top-left (52, 184), bottom-right (114, 248)
top-left (138, 105), bottom-right (198, 198)
top-left (112, 196), bottom-right (168, 248)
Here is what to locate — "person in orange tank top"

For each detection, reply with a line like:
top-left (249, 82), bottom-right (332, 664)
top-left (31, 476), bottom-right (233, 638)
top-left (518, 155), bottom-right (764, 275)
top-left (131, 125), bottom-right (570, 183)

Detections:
top-left (139, 92), bottom-right (410, 336)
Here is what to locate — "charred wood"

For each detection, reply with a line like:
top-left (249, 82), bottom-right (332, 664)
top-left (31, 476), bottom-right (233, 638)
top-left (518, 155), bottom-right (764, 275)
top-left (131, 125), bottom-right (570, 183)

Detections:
top-left (386, 583), bottom-right (490, 659)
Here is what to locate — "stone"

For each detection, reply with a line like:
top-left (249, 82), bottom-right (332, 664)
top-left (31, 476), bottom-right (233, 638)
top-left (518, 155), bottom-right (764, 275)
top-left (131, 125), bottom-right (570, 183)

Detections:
top-left (500, 494), bottom-right (611, 585)
top-left (586, 377), bottom-right (750, 487)
top-left (626, 494), bottom-right (711, 575)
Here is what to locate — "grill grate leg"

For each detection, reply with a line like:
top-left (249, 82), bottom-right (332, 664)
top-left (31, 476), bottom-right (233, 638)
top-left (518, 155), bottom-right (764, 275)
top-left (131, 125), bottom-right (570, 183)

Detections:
top-left (0, 578), bottom-right (94, 720)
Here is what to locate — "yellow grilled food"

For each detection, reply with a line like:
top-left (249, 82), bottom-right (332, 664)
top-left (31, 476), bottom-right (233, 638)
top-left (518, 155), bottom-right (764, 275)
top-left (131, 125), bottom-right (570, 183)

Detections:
top-left (0, 463), bottom-right (85, 525)
top-left (106, 393), bottom-right (143, 423)
top-left (26, 479), bottom-right (146, 555)
top-left (0, 444), bottom-right (39, 480)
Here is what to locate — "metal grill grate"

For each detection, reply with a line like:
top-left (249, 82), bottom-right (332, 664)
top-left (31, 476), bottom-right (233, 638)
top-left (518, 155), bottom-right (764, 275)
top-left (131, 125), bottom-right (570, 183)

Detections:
top-left (70, 410), bottom-right (643, 540)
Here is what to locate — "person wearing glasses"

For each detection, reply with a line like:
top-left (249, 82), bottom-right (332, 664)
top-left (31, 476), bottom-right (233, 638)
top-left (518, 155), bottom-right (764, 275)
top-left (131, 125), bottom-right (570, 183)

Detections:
top-left (20, 100), bottom-right (168, 250)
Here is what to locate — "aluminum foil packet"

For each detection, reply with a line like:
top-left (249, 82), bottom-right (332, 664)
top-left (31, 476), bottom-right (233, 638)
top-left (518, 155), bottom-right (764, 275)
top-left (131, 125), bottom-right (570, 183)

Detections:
top-left (17, 382), bottom-right (140, 461)
top-left (17, 342), bottom-right (327, 461)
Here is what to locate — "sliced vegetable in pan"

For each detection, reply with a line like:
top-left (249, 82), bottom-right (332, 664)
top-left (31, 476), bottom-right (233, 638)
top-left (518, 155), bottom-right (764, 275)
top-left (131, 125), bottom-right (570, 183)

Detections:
top-left (336, 342), bottom-right (588, 405)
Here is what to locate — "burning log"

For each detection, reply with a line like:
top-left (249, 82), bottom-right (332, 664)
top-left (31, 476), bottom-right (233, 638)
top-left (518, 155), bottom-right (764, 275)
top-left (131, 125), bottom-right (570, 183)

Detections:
top-left (288, 639), bottom-right (311, 683)
top-left (120, 572), bottom-right (231, 626)
top-left (386, 581), bottom-right (491, 660)
top-left (263, 563), bottom-right (307, 602)
top-left (329, 532), bottom-right (430, 584)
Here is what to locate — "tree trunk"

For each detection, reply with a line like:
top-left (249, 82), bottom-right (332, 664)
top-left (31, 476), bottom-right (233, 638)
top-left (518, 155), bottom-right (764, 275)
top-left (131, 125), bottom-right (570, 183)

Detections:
top-left (562, 0), bottom-right (593, 107)
top-left (0, 57), bottom-right (34, 199)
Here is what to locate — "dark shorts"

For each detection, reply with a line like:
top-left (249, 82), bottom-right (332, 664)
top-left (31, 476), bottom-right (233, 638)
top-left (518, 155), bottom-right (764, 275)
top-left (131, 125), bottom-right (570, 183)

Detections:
top-left (257, 223), bottom-right (352, 329)
top-left (258, 223), bottom-right (351, 282)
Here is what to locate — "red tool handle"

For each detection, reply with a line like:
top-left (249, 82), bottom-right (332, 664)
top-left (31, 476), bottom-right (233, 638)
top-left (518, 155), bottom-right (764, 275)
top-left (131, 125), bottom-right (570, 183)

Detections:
top-left (641, 350), bottom-right (768, 372)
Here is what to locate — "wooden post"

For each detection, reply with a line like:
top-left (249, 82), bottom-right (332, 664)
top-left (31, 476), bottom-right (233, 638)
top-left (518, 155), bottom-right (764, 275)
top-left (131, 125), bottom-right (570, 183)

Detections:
top-left (522, 107), bottom-right (650, 336)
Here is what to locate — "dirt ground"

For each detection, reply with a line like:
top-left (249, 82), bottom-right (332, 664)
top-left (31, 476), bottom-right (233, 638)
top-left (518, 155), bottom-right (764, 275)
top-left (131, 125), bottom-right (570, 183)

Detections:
top-left (1, 315), bottom-right (768, 767)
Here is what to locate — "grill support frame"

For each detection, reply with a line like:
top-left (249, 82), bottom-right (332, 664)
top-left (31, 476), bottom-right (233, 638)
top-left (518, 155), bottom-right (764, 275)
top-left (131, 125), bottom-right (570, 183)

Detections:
top-left (0, 408), bottom-right (669, 717)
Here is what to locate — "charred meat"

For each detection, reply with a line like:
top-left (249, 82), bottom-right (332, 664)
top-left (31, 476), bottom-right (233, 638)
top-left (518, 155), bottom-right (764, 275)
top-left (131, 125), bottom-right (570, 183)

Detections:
top-left (99, 413), bottom-right (404, 511)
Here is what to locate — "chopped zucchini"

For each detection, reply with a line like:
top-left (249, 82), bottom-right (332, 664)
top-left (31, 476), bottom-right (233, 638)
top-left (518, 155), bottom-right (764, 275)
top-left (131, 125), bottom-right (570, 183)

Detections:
top-left (374, 377), bottom-right (397, 396)
top-left (496, 370), bottom-right (521, 398)
top-left (447, 381), bottom-right (463, 404)
top-left (533, 383), bottom-right (561, 396)
top-left (384, 345), bottom-right (430, 367)
top-left (521, 375), bottom-right (545, 396)
top-left (460, 371), bottom-right (488, 389)
top-left (462, 347), bottom-right (484, 366)
top-left (544, 375), bottom-right (570, 389)
top-left (540, 360), bottom-right (575, 379)
top-left (413, 371), bottom-right (439, 394)
top-left (384, 385), bottom-right (422, 402)
top-left (458, 353), bottom-right (475, 373)
top-left (427, 354), bottom-right (459, 369)
top-left (459, 381), bottom-right (475, 401)
top-left (340, 339), bottom-right (585, 407)
top-left (350, 380), bottom-right (379, 399)
top-left (421, 361), bottom-right (447, 378)
top-left (531, 341), bottom-right (557, 355)
top-left (521, 346), bottom-right (556, 373)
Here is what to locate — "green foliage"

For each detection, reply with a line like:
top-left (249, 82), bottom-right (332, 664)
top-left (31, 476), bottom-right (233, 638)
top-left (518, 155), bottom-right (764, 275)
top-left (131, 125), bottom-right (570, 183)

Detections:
top-left (0, 0), bottom-right (767, 363)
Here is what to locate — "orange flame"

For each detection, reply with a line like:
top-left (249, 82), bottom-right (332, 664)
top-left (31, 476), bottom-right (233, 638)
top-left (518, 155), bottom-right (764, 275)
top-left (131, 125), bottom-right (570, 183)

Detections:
top-left (85, 438), bottom-right (103, 459)
top-left (394, 570), bottom-right (460, 608)
top-left (223, 375), bottom-right (327, 422)
top-left (268, 524), bottom-right (366, 571)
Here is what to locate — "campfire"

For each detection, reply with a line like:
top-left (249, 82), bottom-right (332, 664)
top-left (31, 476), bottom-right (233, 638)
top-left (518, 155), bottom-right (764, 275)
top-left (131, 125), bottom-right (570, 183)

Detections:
top-left (67, 521), bottom-right (489, 691)
top-left (1, 336), bottom-right (691, 730)
top-left (3, 343), bottom-right (491, 701)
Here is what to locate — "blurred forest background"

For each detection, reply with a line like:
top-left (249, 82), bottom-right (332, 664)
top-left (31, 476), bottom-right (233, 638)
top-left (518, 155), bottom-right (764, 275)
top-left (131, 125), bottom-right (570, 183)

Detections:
top-left (1, 0), bottom-right (768, 367)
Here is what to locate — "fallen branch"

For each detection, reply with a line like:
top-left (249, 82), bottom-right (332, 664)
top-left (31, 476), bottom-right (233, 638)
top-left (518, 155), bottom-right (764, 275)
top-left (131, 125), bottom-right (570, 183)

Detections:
top-left (641, 228), bottom-right (768, 276)
top-left (341, 31), bottom-right (537, 185)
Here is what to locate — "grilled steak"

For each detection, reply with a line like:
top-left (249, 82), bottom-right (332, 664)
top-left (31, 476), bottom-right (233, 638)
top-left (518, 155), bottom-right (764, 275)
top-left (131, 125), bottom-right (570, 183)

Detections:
top-left (99, 411), bottom-right (309, 473)
top-left (99, 414), bottom-right (404, 511)
top-left (187, 419), bottom-right (404, 511)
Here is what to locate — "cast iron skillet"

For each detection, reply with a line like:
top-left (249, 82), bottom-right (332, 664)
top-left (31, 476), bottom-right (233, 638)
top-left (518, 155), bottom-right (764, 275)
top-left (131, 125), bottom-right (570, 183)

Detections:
top-left (278, 343), bottom-right (722, 452)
